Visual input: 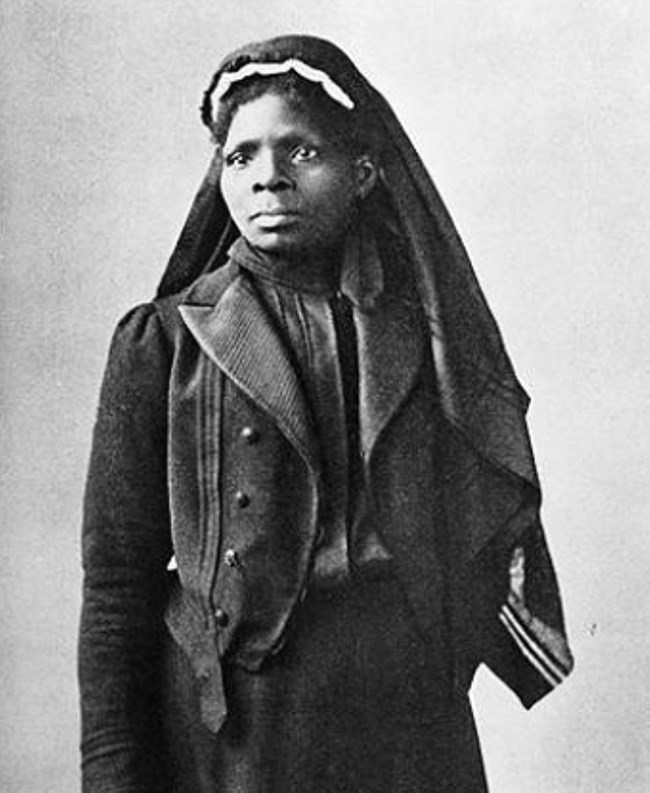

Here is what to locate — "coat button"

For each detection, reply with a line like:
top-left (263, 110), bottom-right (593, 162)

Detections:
top-left (235, 490), bottom-right (250, 508)
top-left (240, 426), bottom-right (259, 444)
top-left (224, 548), bottom-right (239, 568)
top-left (214, 608), bottom-right (229, 627)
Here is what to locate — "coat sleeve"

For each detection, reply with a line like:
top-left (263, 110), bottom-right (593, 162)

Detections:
top-left (480, 517), bottom-right (574, 708)
top-left (78, 304), bottom-right (174, 792)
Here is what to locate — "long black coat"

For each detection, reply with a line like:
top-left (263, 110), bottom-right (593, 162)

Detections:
top-left (79, 260), bottom-right (566, 791)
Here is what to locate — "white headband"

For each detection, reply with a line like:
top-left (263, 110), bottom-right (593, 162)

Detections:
top-left (213, 58), bottom-right (355, 111)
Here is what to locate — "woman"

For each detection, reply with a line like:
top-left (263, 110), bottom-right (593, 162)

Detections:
top-left (79, 35), bottom-right (573, 792)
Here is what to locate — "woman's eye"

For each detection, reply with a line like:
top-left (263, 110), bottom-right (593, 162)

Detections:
top-left (224, 151), bottom-right (250, 168)
top-left (292, 145), bottom-right (319, 162)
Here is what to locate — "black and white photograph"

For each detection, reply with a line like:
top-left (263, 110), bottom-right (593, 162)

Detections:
top-left (1, 2), bottom-right (648, 791)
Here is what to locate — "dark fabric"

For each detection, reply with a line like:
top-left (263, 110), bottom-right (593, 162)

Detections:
top-left (79, 267), bottom-right (570, 791)
top-left (163, 574), bottom-right (487, 793)
top-left (231, 236), bottom-right (390, 584)
top-left (79, 305), bottom-right (174, 792)
top-left (79, 266), bottom-right (442, 789)
top-left (330, 290), bottom-right (363, 533)
top-left (229, 236), bottom-right (342, 294)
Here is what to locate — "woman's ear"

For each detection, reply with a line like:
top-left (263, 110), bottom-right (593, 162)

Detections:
top-left (355, 156), bottom-right (378, 199)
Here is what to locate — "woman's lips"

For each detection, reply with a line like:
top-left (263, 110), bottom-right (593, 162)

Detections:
top-left (252, 210), bottom-right (299, 228)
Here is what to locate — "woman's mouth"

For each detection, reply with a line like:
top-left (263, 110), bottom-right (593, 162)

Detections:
top-left (252, 210), bottom-right (299, 228)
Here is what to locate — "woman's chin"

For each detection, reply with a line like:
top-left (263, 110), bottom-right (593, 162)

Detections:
top-left (246, 230), bottom-right (306, 256)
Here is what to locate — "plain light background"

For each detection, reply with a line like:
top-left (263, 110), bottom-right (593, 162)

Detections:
top-left (1, 1), bottom-right (649, 790)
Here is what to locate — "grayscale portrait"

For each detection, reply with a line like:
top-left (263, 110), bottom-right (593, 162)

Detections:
top-left (2, 3), bottom-right (647, 792)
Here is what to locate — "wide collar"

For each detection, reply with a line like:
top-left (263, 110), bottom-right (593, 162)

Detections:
top-left (179, 261), bottom-right (424, 472)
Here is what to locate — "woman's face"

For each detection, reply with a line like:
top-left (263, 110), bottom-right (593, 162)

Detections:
top-left (220, 92), bottom-right (374, 256)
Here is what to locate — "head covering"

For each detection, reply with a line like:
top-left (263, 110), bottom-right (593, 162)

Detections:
top-left (157, 35), bottom-right (540, 562)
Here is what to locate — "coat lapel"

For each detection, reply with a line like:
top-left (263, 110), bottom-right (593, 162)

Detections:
top-left (179, 274), bottom-right (319, 472)
top-left (355, 292), bottom-right (425, 461)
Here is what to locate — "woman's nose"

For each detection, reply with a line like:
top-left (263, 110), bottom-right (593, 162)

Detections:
top-left (252, 151), bottom-right (292, 192)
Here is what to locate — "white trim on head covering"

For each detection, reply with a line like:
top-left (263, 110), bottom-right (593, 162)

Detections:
top-left (213, 58), bottom-right (355, 111)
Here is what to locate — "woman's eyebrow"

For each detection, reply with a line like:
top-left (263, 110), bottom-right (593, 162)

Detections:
top-left (222, 138), bottom-right (259, 155)
top-left (276, 130), bottom-right (323, 148)
top-left (229, 126), bottom-right (324, 148)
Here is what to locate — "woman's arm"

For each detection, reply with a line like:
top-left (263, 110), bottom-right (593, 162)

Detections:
top-left (79, 304), bottom-right (174, 792)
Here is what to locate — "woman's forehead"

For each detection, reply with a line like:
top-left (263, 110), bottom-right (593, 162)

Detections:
top-left (224, 92), bottom-right (336, 147)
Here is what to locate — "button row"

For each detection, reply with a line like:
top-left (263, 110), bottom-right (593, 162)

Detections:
top-left (234, 426), bottom-right (257, 512)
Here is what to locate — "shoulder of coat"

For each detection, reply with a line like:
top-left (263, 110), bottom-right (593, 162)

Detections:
top-left (153, 261), bottom-right (240, 321)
